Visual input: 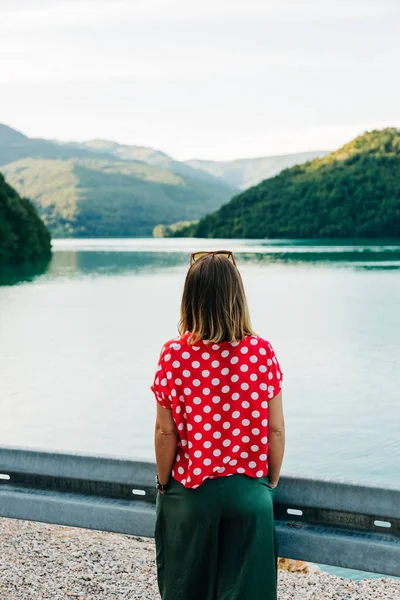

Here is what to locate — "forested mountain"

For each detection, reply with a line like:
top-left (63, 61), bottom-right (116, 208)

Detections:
top-left (0, 124), bottom-right (335, 238)
top-left (0, 125), bottom-right (235, 237)
top-left (3, 157), bottom-right (233, 237)
top-left (0, 172), bottom-right (51, 267)
top-left (174, 129), bottom-right (400, 239)
top-left (186, 150), bottom-right (328, 190)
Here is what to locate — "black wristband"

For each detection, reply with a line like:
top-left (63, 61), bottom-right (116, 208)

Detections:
top-left (155, 474), bottom-right (170, 491)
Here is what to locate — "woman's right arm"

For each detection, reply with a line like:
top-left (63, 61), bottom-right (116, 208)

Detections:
top-left (267, 390), bottom-right (285, 488)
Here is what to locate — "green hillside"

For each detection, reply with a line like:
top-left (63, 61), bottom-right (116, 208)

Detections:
top-left (176, 129), bottom-right (400, 239)
top-left (0, 123), bottom-right (235, 188)
top-left (69, 139), bottom-right (231, 185)
top-left (0, 124), bottom-right (236, 237)
top-left (0, 172), bottom-right (51, 267)
top-left (186, 150), bottom-right (328, 190)
top-left (3, 157), bottom-right (234, 237)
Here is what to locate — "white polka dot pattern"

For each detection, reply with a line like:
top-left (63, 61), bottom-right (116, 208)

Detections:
top-left (150, 331), bottom-right (283, 489)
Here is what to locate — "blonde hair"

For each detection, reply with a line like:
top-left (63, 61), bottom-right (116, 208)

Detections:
top-left (178, 253), bottom-right (256, 345)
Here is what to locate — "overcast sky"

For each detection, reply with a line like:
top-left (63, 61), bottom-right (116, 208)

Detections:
top-left (0, 0), bottom-right (399, 160)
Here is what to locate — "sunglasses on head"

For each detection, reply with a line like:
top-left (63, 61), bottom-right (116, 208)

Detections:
top-left (190, 250), bottom-right (237, 266)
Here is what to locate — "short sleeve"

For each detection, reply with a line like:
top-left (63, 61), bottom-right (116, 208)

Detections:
top-left (264, 341), bottom-right (283, 400)
top-left (150, 344), bottom-right (172, 410)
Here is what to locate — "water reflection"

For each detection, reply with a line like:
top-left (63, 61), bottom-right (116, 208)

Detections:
top-left (3, 238), bottom-right (400, 284)
top-left (42, 243), bottom-right (400, 281)
top-left (48, 251), bottom-right (189, 279)
top-left (0, 257), bottom-right (51, 286)
top-left (239, 251), bottom-right (400, 269)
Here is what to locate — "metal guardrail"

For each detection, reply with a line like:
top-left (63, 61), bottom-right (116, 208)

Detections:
top-left (0, 444), bottom-right (399, 577)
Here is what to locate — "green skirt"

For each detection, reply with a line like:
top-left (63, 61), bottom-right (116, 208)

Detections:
top-left (155, 473), bottom-right (278, 600)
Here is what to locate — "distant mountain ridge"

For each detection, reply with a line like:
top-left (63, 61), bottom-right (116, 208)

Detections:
top-left (0, 123), bottom-right (112, 165)
top-left (173, 128), bottom-right (400, 239)
top-left (0, 124), bottom-right (236, 237)
top-left (65, 139), bottom-right (227, 186)
top-left (69, 137), bottom-right (328, 190)
top-left (0, 123), bottom-right (334, 238)
top-left (186, 151), bottom-right (328, 190)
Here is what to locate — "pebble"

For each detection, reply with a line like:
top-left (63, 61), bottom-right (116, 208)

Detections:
top-left (1, 517), bottom-right (399, 599)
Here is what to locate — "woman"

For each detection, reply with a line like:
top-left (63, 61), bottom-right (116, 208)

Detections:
top-left (150, 250), bottom-right (285, 600)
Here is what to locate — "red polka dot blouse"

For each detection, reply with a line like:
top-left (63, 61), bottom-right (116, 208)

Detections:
top-left (151, 330), bottom-right (283, 489)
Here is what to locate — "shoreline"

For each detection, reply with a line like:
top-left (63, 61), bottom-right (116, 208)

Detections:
top-left (1, 518), bottom-right (399, 599)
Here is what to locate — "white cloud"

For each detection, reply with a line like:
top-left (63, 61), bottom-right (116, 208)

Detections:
top-left (0, 0), bottom-right (399, 159)
top-left (2, 0), bottom-right (400, 21)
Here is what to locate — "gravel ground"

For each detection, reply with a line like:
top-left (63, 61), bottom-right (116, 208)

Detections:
top-left (1, 517), bottom-right (399, 599)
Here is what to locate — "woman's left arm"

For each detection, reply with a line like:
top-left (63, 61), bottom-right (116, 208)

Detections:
top-left (154, 403), bottom-right (178, 492)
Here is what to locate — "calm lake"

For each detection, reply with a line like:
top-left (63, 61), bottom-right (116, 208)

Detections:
top-left (1, 238), bottom-right (399, 580)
